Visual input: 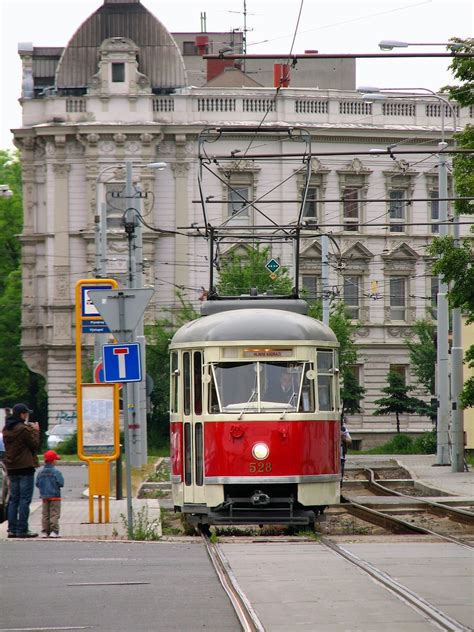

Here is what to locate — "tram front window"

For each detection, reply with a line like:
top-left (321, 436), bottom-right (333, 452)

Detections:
top-left (208, 361), bottom-right (315, 413)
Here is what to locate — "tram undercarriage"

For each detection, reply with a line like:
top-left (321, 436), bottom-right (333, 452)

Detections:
top-left (180, 483), bottom-right (327, 527)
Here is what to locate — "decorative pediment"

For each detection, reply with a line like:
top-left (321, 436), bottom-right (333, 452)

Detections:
top-left (310, 157), bottom-right (330, 174)
top-left (341, 241), bottom-right (374, 260)
top-left (337, 157), bottom-right (372, 176)
top-left (220, 242), bottom-right (253, 259)
top-left (218, 160), bottom-right (261, 174)
top-left (382, 242), bottom-right (420, 261)
top-left (300, 240), bottom-right (322, 259)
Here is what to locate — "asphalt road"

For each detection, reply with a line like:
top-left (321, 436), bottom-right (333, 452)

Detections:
top-left (0, 541), bottom-right (241, 631)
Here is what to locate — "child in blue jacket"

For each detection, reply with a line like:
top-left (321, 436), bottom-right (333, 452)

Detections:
top-left (36, 450), bottom-right (64, 538)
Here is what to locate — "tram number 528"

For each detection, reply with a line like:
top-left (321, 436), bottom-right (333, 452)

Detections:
top-left (249, 462), bottom-right (272, 473)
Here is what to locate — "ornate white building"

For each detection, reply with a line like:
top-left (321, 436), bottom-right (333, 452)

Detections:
top-left (13, 0), bottom-right (470, 442)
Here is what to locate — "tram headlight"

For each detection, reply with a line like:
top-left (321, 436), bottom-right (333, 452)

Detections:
top-left (252, 442), bottom-right (270, 460)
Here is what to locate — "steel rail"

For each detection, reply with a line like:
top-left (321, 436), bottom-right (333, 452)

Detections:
top-left (201, 532), bottom-right (264, 632)
top-left (363, 468), bottom-right (474, 526)
top-left (340, 497), bottom-right (474, 550)
top-left (321, 538), bottom-right (472, 632)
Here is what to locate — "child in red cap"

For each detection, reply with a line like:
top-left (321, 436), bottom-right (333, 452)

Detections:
top-left (35, 450), bottom-right (64, 538)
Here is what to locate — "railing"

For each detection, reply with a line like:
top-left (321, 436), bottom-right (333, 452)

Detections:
top-left (66, 98), bottom-right (86, 113)
top-left (23, 90), bottom-right (473, 131)
top-left (382, 102), bottom-right (416, 117)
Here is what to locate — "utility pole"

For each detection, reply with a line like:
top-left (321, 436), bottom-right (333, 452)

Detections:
top-left (321, 234), bottom-right (330, 326)
top-left (436, 142), bottom-right (450, 466)
top-left (123, 161), bottom-right (144, 468)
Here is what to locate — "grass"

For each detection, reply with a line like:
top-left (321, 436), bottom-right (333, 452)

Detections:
top-left (120, 506), bottom-right (161, 540)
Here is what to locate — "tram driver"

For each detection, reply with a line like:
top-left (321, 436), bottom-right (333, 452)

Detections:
top-left (264, 369), bottom-right (296, 403)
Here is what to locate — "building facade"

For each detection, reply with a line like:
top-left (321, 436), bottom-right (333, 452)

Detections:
top-left (13, 0), bottom-right (471, 438)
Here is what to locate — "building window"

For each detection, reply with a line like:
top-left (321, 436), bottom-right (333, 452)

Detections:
top-left (389, 277), bottom-right (406, 320)
top-left (342, 187), bottom-right (360, 231)
top-left (183, 41), bottom-right (197, 56)
top-left (388, 189), bottom-right (406, 232)
top-left (228, 186), bottom-right (250, 217)
top-left (112, 63), bottom-right (125, 83)
top-left (105, 183), bottom-right (126, 229)
top-left (343, 276), bottom-right (360, 319)
top-left (302, 275), bottom-right (318, 299)
top-left (389, 364), bottom-right (407, 383)
top-left (302, 186), bottom-right (319, 220)
top-left (430, 190), bottom-right (439, 234)
top-left (430, 276), bottom-right (438, 319)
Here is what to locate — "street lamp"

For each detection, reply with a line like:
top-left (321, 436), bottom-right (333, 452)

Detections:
top-left (378, 40), bottom-right (462, 51)
top-left (94, 160), bottom-right (167, 469)
top-left (358, 85), bottom-right (462, 469)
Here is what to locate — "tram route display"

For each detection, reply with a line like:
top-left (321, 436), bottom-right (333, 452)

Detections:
top-left (168, 298), bottom-right (341, 529)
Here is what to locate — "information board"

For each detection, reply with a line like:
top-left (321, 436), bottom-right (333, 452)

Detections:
top-left (79, 384), bottom-right (119, 458)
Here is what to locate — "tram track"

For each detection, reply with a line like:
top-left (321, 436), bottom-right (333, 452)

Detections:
top-left (361, 467), bottom-right (474, 525)
top-left (201, 532), bottom-right (265, 632)
top-left (320, 537), bottom-right (472, 632)
top-left (340, 467), bottom-right (474, 549)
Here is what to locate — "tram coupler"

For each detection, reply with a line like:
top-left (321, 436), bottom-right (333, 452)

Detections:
top-left (250, 490), bottom-right (271, 506)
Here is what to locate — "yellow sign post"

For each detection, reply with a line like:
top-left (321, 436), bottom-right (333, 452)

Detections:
top-left (75, 279), bottom-right (119, 523)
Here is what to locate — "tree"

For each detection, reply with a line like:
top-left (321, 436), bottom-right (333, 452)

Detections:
top-left (145, 293), bottom-right (199, 449)
top-left (308, 301), bottom-right (365, 420)
top-left (217, 245), bottom-right (293, 296)
top-left (404, 318), bottom-right (437, 423)
top-left (372, 370), bottom-right (423, 433)
top-left (430, 37), bottom-right (474, 407)
top-left (0, 150), bottom-right (48, 429)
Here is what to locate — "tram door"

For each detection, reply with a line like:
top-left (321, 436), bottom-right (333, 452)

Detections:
top-left (182, 350), bottom-right (205, 504)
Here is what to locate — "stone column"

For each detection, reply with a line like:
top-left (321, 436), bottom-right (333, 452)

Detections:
top-left (171, 135), bottom-right (190, 292)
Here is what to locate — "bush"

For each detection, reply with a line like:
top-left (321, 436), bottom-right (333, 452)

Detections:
top-left (365, 432), bottom-right (436, 455)
top-left (412, 431), bottom-right (437, 454)
top-left (55, 432), bottom-right (77, 455)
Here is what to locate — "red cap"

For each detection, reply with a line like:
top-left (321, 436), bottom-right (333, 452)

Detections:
top-left (44, 450), bottom-right (61, 463)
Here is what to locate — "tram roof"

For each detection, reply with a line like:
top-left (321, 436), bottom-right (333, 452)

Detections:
top-left (170, 307), bottom-right (338, 346)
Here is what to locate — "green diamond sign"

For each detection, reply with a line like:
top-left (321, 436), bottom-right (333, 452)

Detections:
top-left (266, 258), bottom-right (280, 273)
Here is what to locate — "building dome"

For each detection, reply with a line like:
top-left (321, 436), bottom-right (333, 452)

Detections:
top-left (55, 0), bottom-right (187, 92)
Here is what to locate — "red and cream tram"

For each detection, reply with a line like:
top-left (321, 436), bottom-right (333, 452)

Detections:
top-left (169, 298), bottom-right (341, 528)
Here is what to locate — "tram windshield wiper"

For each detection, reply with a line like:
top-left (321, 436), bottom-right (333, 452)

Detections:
top-left (280, 392), bottom-right (297, 419)
top-left (238, 390), bottom-right (257, 419)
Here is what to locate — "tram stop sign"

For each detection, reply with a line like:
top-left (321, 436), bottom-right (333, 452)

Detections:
top-left (266, 258), bottom-right (280, 273)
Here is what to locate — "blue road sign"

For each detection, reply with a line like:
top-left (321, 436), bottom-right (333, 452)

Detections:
top-left (102, 343), bottom-right (142, 383)
top-left (82, 318), bottom-right (110, 334)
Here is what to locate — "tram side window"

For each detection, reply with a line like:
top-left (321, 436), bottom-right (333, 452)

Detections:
top-left (170, 352), bottom-right (178, 413)
top-left (299, 366), bottom-right (315, 412)
top-left (183, 352), bottom-right (191, 416)
top-left (317, 350), bottom-right (334, 411)
top-left (193, 352), bottom-right (202, 415)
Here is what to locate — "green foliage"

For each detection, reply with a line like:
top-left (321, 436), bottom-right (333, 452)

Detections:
top-left (309, 301), bottom-right (364, 416)
top-left (120, 506), bottom-right (161, 540)
top-left (217, 245), bottom-right (293, 296)
top-left (372, 370), bottom-right (426, 433)
top-left (432, 38), bottom-right (474, 408)
top-left (0, 151), bottom-right (48, 425)
top-left (55, 432), bottom-right (78, 455)
top-left (365, 431), bottom-right (436, 455)
top-left (146, 293), bottom-right (199, 450)
top-left (404, 319), bottom-right (437, 423)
